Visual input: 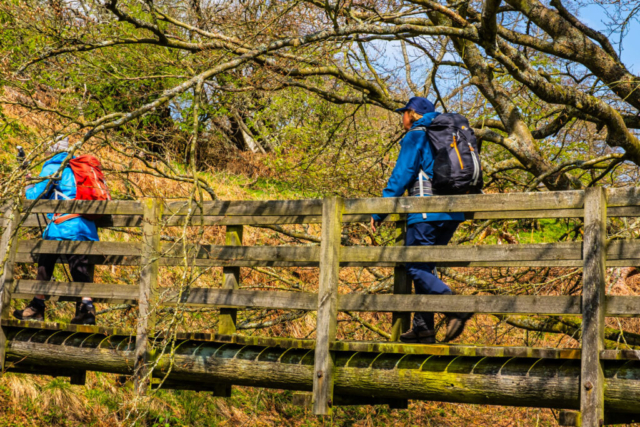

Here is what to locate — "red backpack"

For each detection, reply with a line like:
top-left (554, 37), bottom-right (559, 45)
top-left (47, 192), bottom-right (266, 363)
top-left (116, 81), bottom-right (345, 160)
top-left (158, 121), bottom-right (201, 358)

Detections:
top-left (53, 155), bottom-right (111, 224)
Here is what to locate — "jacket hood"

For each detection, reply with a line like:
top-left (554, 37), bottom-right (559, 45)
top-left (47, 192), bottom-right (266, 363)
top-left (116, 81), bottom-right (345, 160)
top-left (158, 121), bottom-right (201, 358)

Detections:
top-left (411, 112), bottom-right (440, 129)
top-left (45, 152), bottom-right (72, 166)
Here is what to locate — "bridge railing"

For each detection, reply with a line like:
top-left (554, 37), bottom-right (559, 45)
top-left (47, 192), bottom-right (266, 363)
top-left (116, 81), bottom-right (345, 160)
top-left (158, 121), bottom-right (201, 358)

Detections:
top-left (1, 187), bottom-right (640, 421)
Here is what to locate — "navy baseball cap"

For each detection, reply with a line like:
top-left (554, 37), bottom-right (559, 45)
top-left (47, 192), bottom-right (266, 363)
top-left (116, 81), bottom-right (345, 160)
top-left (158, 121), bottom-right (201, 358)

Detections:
top-left (395, 97), bottom-right (435, 115)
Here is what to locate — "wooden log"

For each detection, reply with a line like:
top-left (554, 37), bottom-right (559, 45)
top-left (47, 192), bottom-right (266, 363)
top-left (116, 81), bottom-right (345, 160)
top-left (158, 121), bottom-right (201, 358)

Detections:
top-left (0, 202), bottom-right (20, 375)
top-left (134, 198), bottom-right (163, 395)
top-left (313, 197), bottom-right (343, 415)
top-left (580, 187), bottom-right (606, 427)
top-left (343, 191), bottom-right (585, 215)
top-left (6, 336), bottom-right (640, 414)
top-left (391, 221), bottom-right (411, 341)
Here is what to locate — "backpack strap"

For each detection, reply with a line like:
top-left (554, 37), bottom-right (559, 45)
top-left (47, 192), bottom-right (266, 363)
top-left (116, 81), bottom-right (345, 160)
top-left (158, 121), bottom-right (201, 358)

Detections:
top-left (418, 170), bottom-right (429, 220)
top-left (407, 125), bottom-right (428, 133)
top-left (53, 213), bottom-right (82, 225)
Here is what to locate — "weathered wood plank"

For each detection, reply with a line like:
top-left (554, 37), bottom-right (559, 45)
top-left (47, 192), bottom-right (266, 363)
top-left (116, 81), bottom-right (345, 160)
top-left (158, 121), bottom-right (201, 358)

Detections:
top-left (338, 294), bottom-right (581, 315)
top-left (313, 197), bottom-right (343, 415)
top-left (341, 243), bottom-right (583, 264)
top-left (464, 209), bottom-right (585, 219)
top-left (13, 280), bottom-right (138, 302)
top-left (18, 240), bottom-right (141, 256)
top-left (608, 206), bottom-right (640, 217)
top-left (15, 239), bottom-right (640, 268)
top-left (219, 225), bottom-right (243, 336)
top-left (11, 282), bottom-right (640, 317)
top-left (25, 199), bottom-right (143, 215)
top-left (580, 187), bottom-right (606, 427)
top-left (14, 253), bottom-right (140, 266)
top-left (135, 198), bottom-right (163, 395)
top-left (391, 221), bottom-right (411, 342)
top-left (162, 259), bottom-right (320, 267)
top-left (344, 191), bottom-right (585, 215)
top-left (0, 203), bottom-right (20, 375)
top-left (606, 187), bottom-right (640, 207)
top-left (8, 214), bottom-right (144, 228)
top-left (605, 296), bottom-right (640, 316)
top-left (164, 199), bottom-right (323, 216)
top-left (164, 288), bottom-right (317, 310)
top-left (160, 244), bottom-right (320, 262)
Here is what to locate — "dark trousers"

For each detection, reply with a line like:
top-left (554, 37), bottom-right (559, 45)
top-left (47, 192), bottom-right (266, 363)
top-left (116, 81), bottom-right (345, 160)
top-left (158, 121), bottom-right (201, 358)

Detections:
top-left (406, 221), bottom-right (461, 331)
top-left (36, 254), bottom-right (94, 283)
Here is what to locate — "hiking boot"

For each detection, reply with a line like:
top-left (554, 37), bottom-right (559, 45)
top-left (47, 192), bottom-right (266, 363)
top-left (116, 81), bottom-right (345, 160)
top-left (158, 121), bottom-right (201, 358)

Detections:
top-left (70, 301), bottom-right (96, 325)
top-left (399, 328), bottom-right (436, 344)
top-left (444, 313), bottom-right (473, 342)
top-left (13, 299), bottom-right (45, 321)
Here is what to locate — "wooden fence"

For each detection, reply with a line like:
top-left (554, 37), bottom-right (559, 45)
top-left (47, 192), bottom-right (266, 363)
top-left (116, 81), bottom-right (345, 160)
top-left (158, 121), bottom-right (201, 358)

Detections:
top-left (2, 187), bottom-right (640, 425)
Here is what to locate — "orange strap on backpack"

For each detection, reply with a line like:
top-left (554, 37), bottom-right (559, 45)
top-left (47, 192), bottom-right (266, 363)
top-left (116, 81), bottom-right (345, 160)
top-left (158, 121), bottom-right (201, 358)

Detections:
top-left (53, 213), bottom-right (82, 225)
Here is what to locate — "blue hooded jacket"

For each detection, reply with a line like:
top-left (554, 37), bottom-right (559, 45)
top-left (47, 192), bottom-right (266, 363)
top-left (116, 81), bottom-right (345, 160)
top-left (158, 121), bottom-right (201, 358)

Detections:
top-left (372, 113), bottom-right (465, 226)
top-left (26, 152), bottom-right (99, 241)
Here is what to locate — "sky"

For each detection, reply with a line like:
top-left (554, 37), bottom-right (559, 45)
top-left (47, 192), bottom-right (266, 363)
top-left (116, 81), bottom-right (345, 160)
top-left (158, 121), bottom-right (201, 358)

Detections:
top-left (579, 3), bottom-right (640, 72)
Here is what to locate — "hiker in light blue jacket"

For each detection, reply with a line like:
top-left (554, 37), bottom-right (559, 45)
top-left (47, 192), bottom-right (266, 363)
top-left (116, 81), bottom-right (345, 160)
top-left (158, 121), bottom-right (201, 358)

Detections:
top-left (13, 137), bottom-right (98, 324)
top-left (371, 97), bottom-right (471, 344)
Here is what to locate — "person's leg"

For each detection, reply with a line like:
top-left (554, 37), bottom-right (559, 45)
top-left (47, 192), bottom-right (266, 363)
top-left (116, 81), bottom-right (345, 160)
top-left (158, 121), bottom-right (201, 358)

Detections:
top-left (433, 221), bottom-right (473, 342)
top-left (13, 254), bottom-right (58, 320)
top-left (68, 254), bottom-right (96, 325)
top-left (400, 223), bottom-right (453, 343)
top-left (407, 222), bottom-right (454, 328)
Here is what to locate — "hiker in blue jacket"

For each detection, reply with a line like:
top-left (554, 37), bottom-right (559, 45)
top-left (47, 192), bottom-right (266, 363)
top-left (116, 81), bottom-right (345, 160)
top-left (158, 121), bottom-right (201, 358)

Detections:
top-left (13, 137), bottom-right (98, 325)
top-left (371, 97), bottom-right (471, 344)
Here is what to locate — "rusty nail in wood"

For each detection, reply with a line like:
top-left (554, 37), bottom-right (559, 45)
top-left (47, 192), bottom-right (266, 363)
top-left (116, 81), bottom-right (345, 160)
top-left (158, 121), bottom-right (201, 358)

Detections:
top-left (317, 371), bottom-right (323, 378)
top-left (584, 381), bottom-right (593, 391)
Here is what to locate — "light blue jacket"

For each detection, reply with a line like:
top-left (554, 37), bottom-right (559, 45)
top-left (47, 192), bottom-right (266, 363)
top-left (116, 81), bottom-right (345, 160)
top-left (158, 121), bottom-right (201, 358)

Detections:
top-left (26, 152), bottom-right (99, 241)
top-left (372, 113), bottom-right (465, 225)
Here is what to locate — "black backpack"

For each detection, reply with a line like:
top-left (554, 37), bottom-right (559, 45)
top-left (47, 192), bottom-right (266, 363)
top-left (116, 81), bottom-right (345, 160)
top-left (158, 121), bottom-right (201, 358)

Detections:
top-left (413, 113), bottom-right (483, 195)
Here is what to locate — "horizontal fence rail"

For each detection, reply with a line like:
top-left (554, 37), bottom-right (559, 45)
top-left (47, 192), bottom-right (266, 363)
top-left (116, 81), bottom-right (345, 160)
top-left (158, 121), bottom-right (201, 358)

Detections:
top-left (9, 280), bottom-right (640, 316)
top-left (12, 239), bottom-right (640, 268)
top-left (3, 187), bottom-right (640, 423)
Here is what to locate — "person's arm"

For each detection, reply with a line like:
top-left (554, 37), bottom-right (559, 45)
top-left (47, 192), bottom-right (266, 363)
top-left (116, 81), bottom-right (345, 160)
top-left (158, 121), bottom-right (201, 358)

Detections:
top-left (25, 163), bottom-right (57, 200)
top-left (372, 131), bottom-right (423, 224)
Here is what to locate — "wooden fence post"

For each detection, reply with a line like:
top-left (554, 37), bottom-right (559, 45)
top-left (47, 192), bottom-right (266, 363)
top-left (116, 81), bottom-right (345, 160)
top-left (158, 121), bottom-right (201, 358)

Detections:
top-left (219, 225), bottom-right (243, 335)
top-left (215, 224), bottom-right (243, 397)
top-left (0, 202), bottom-right (20, 376)
top-left (313, 196), bottom-right (343, 416)
top-left (581, 187), bottom-right (606, 427)
top-left (134, 198), bottom-right (163, 395)
top-left (390, 219), bottom-right (411, 341)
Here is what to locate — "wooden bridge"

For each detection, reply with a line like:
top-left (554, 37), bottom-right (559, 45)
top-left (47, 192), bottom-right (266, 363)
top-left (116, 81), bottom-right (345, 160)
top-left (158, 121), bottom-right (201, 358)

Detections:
top-left (2, 188), bottom-right (640, 426)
